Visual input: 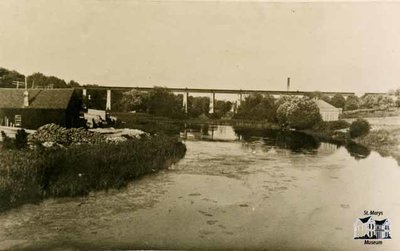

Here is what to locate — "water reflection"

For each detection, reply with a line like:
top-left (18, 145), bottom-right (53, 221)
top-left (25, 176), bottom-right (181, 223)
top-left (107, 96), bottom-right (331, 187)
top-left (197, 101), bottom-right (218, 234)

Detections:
top-left (180, 123), bottom-right (238, 141)
top-left (180, 124), bottom-right (373, 160)
top-left (345, 142), bottom-right (371, 160)
top-left (238, 128), bottom-right (322, 154)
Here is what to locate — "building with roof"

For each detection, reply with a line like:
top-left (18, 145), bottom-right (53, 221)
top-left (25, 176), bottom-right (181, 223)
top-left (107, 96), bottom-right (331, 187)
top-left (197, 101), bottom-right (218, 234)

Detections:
top-left (354, 216), bottom-right (391, 239)
top-left (314, 99), bottom-right (342, 121)
top-left (0, 88), bottom-right (82, 129)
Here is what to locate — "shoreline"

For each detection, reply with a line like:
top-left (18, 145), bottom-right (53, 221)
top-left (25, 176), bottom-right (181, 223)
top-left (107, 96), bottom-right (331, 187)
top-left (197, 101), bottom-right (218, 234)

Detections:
top-left (113, 112), bottom-right (400, 163)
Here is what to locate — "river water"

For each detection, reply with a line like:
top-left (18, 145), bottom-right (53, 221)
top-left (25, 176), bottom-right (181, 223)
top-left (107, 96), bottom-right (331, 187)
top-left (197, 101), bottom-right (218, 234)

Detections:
top-left (1, 125), bottom-right (400, 250)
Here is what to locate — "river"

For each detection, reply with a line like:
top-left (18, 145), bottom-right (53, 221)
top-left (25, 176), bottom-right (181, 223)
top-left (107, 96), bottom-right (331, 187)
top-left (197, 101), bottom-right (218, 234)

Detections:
top-left (0, 125), bottom-right (399, 250)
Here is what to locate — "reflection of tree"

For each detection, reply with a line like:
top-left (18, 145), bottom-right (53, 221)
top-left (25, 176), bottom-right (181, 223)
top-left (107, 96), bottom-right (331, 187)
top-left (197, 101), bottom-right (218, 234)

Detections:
top-left (274, 131), bottom-right (321, 153)
top-left (345, 142), bottom-right (371, 160)
top-left (233, 127), bottom-right (321, 153)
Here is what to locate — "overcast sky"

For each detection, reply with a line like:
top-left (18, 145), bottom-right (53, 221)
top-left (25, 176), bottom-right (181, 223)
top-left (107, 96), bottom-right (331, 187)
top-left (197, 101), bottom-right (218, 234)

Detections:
top-left (1, 0), bottom-right (400, 93)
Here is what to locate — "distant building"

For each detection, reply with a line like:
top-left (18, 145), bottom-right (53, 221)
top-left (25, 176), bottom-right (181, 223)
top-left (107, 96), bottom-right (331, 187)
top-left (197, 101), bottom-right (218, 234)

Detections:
top-left (315, 99), bottom-right (342, 121)
top-left (0, 89), bottom-right (82, 129)
top-left (354, 216), bottom-right (391, 239)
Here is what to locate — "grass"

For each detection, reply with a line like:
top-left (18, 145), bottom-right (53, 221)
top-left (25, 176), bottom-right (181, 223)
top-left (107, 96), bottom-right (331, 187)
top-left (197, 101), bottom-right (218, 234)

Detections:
top-left (341, 107), bottom-right (400, 119)
top-left (112, 112), bottom-right (185, 135)
top-left (0, 134), bottom-right (186, 212)
top-left (354, 128), bottom-right (400, 164)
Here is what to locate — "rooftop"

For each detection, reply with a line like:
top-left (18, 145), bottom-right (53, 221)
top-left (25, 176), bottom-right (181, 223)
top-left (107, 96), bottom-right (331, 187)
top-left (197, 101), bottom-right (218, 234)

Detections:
top-left (315, 99), bottom-right (340, 110)
top-left (359, 216), bottom-right (372, 223)
top-left (0, 88), bottom-right (75, 109)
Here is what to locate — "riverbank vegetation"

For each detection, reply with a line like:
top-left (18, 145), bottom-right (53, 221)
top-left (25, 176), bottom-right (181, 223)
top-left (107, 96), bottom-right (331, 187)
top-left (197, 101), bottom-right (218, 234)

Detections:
top-left (354, 128), bottom-right (400, 164)
top-left (0, 126), bottom-right (186, 212)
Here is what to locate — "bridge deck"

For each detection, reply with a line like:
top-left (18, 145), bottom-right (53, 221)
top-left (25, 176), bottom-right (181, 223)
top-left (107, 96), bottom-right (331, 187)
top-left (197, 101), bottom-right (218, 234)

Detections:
top-left (75, 86), bottom-right (355, 96)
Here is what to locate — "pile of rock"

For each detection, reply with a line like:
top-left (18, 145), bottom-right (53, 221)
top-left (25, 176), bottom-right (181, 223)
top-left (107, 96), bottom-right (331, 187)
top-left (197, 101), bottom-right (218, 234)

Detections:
top-left (90, 128), bottom-right (149, 143)
top-left (28, 124), bottom-right (106, 147)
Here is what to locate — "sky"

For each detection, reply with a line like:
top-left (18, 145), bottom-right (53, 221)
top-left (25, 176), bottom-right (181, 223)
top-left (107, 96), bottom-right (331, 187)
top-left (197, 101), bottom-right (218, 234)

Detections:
top-left (1, 0), bottom-right (400, 94)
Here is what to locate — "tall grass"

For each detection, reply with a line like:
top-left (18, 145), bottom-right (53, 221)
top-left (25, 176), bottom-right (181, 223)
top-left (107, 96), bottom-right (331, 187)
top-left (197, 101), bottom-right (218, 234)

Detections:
top-left (0, 135), bottom-right (186, 212)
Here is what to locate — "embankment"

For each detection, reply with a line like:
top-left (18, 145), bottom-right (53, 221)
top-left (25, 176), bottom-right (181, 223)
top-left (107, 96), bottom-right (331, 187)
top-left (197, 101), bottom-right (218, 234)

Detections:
top-left (0, 134), bottom-right (186, 212)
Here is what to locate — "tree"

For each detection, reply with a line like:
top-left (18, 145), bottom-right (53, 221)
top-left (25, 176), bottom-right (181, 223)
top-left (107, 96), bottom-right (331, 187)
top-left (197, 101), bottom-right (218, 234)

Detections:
top-left (188, 96), bottom-right (209, 118)
top-left (276, 99), bottom-right (294, 126)
top-left (285, 97), bottom-right (322, 130)
top-left (305, 91), bottom-right (330, 103)
top-left (330, 94), bottom-right (346, 108)
top-left (212, 100), bottom-right (233, 119)
top-left (119, 89), bottom-right (149, 112)
top-left (68, 80), bottom-right (81, 87)
top-left (377, 95), bottom-right (394, 109)
top-left (344, 95), bottom-right (360, 111)
top-left (147, 87), bottom-right (184, 119)
top-left (0, 67), bottom-right (25, 88)
top-left (27, 72), bottom-right (68, 88)
top-left (360, 95), bottom-right (376, 109)
top-left (234, 94), bottom-right (276, 121)
top-left (275, 95), bottom-right (296, 108)
top-left (395, 98), bottom-right (400, 107)
top-left (350, 119), bottom-right (370, 138)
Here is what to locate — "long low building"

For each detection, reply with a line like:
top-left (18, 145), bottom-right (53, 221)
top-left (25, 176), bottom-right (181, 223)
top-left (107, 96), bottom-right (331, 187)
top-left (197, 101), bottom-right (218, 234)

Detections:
top-left (0, 88), bottom-right (82, 129)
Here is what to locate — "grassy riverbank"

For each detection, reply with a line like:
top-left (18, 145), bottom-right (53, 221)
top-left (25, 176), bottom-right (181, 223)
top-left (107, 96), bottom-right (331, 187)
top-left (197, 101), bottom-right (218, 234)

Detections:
top-left (354, 129), bottom-right (400, 164)
top-left (341, 107), bottom-right (400, 119)
top-left (0, 134), bottom-right (186, 212)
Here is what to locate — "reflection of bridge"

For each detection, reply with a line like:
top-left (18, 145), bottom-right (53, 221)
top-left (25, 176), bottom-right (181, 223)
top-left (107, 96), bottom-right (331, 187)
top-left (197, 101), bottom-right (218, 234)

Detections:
top-left (75, 86), bottom-right (355, 113)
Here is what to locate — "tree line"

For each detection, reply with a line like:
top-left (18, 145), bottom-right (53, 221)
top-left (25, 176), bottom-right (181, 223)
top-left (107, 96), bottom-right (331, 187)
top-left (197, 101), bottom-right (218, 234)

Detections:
top-left (2, 66), bottom-right (399, 121)
top-left (0, 67), bottom-right (80, 89)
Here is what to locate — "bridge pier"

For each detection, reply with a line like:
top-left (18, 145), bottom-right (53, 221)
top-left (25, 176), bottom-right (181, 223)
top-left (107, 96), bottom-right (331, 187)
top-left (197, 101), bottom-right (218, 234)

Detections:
top-left (183, 91), bottom-right (189, 113)
top-left (233, 93), bottom-right (243, 113)
top-left (106, 89), bottom-right (112, 110)
top-left (209, 92), bottom-right (215, 114)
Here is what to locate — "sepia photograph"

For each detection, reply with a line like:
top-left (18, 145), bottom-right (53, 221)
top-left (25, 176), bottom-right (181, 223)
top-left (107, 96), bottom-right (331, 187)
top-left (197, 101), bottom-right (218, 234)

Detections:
top-left (0, 0), bottom-right (400, 250)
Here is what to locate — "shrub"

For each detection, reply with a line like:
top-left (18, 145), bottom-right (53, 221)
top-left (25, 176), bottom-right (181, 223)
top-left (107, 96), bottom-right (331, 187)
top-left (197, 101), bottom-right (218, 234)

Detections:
top-left (344, 95), bottom-right (360, 111)
top-left (330, 94), bottom-right (346, 108)
top-left (356, 129), bottom-right (396, 147)
top-left (349, 118), bottom-right (370, 138)
top-left (278, 97), bottom-right (321, 130)
top-left (276, 101), bottom-right (293, 126)
top-left (1, 131), bottom-right (15, 149)
top-left (15, 129), bottom-right (28, 149)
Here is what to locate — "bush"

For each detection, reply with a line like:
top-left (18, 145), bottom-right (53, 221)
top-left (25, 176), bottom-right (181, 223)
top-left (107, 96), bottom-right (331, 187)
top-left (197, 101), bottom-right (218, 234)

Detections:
top-left (349, 118), bottom-right (370, 138)
top-left (1, 131), bottom-right (15, 149)
top-left (330, 94), bottom-right (346, 108)
top-left (277, 97), bottom-right (322, 130)
top-left (15, 129), bottom-right (28, 149)
top-left (276, 101), bottom-right (293, 126)
top-left (0, 130), bottom-right (28, 150)
top-left (344, 95), bottom-right (360, 111)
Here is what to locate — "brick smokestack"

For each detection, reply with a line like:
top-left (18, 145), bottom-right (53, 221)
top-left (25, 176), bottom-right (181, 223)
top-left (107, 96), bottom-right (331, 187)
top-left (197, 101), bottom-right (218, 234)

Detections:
top-left (287, 77), bottom-right (290, 91)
